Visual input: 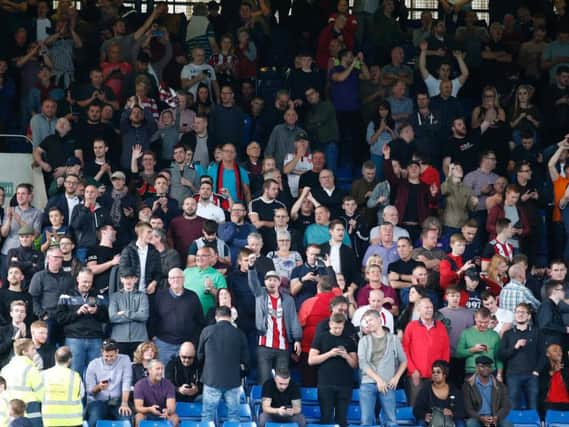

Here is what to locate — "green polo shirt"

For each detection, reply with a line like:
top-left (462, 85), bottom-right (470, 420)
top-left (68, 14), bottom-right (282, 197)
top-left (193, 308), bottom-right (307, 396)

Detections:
top-left (183, 266), bottom-right (227, 316)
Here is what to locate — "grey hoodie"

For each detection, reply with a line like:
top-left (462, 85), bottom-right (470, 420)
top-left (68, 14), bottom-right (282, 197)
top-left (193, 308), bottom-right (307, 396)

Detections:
top-left (358, 330), bottom-right (407, 383)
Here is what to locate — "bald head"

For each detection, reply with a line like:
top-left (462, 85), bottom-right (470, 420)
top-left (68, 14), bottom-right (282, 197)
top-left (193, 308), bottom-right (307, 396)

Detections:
top-left (179, 341), bottom-right (196, 366)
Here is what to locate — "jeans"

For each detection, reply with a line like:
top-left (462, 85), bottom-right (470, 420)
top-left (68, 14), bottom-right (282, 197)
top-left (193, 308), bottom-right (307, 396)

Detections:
top-left (155, 337), bottom-right (180, 365)
top-left (258, 413), bottom-right (307, 427)
top-left (507, 374), bottom-right (538, 410)
top-left (318, 385), bottom-right (352, 427)
top-left (359, 383), bottom-right (397, 427)
top-left (201, 385), bottom-right (240, 422)
top-left (65, 337), bottom-right (101, 378)
top-left (87, 400), bottom-right (132, 427)
top-left (466, 419), bottom-right (513, 427)
top-left (257, 346), bottom-right (290, 385)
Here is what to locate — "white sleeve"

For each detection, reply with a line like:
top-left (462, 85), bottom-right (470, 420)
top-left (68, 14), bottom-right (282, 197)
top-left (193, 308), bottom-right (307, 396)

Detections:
top-left (451, 78), bottom-right (463, 97)
top-left (425, 74), bottom-right (439, 97)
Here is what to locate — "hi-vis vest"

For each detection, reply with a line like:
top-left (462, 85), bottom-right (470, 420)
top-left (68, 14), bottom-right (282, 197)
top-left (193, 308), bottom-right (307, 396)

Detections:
top-left (0, 355), bottom-right (44, 407)
top-left (0, 393), bottom-right (9, 427)
top-left (41, 365), bottom-right (83, 427)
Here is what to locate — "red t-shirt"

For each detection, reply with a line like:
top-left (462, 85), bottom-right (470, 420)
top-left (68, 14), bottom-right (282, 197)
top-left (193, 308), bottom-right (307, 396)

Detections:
top-left (547, 371), bottom-right (569, 403)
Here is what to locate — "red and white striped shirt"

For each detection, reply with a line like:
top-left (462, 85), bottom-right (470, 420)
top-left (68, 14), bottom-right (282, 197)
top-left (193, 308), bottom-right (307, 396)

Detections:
top-left (259, 295), bottom-right (288, 350)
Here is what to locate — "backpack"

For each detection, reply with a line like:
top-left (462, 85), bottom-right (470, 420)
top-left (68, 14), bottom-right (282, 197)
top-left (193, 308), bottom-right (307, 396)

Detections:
top-left (428, 407), bottom-right (455, 427)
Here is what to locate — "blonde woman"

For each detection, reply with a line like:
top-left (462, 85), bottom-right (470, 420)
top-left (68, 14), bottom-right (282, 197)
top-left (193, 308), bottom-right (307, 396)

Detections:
top-left (471, 85), bottom-right (506, 129)
top-left (480, 254), bottom-right (509, 296)
top-left (132, 341), bottom-right (160, 384)
top-left (509, 84), bottom-right (541, 145)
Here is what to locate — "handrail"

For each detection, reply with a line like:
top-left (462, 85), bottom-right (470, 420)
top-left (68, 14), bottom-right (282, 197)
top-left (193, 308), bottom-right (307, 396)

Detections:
top-left (0, 134), bottom-right (33, 145)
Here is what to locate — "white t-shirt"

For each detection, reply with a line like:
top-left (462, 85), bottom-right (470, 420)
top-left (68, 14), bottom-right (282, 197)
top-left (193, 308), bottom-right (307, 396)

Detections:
top-left (425, 75), bottom-right (462, 98)
top-left (180, 63), bottom-right (217, 99)
top-left (283, 153), bottom-right (313, 197)
top-left (352, 305), bottom-right (395, 334)
top-left (196, 201), bottom-right (226, 224)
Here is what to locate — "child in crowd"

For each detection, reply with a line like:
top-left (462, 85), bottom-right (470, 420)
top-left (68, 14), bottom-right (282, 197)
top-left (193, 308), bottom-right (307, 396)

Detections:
top-left (40, 207), bottom-right (68, 253)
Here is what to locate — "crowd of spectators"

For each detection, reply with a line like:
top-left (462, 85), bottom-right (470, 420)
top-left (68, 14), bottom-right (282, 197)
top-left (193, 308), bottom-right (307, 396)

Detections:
top-left (1, 0), bottom-right (569, 426)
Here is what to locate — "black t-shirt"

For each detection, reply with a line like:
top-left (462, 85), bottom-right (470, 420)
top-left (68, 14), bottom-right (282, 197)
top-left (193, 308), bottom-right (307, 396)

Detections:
top-left (39, 132), bottom-right (79, 168)
top-left (315, 317), bottom-right (359, 346)
top-left (262, 378), bottom-right (301, 408)
top-left (388, 258), bottom-right (424, 276)
top-left (61, 258), bottom-right (74, 275)
top-left (86, 245), bottom-right (119, 293)
top-left (250, 198), bottom-right (287, 222)
top-left (444, 129), bottom-right (481, 174)
top-left (402, 183), bottom-right (420, 223)
top-left (311, 329), bottom-right (356, 387)
top-left (298, 170), bottom-right (320, 191)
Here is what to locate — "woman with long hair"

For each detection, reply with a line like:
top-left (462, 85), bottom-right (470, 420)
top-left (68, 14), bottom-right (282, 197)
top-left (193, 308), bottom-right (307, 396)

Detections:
top-left (366, 100), bottom-right (397, 179)
top-left (132, 341), bottom-right (160, 384)
top-left (396, 285), bottom-right (426, 338)
top-left (481, 254), bottom-right (509, 296)
top-left (194, 83), bottom-right (212, 116)
top-left (509, 84), bottom-right (541, 145)
top-left (205, 287), bottom-right (239, 325)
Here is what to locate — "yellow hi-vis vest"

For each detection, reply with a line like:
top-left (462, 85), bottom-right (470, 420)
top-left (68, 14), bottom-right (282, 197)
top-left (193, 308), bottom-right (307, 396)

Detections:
top-left (41, 365), bottom-right (84, 427)
top-left (0, 355), bottom-right (44, 408)
top-left (0, 393), bottom-right (9, 427)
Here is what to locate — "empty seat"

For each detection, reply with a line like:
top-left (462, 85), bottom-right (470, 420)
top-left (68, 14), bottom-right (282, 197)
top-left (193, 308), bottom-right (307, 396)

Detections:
top-left (301, 405), bottom-right (321, 423)
top-left (96, 421), bottom-right (131, 427)
top-left (395, 389), bottom-right (408, 407)
top-left (351, 389), bottom-right (360, 403)
top-left (395, 406), bottom-right (416, 426)
top-left (139, 421), bottom-right (172, 427)
top-left (300, 388), bottom-right (319, 405)
top-left (506, 409), bottom-right (541, 427)
top-left (546, 410), bottom-right (569, 427)
top-left (222, 422), bottom-right (257, 427)
top-left (176, 402), bottom-right (203, 421)
top-left (346, 404), bottom-right (362, 425)
top-left (181, 422), bottom-right (215, 427)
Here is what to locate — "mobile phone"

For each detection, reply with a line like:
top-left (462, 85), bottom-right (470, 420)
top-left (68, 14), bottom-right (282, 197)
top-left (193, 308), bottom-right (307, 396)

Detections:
top-left (101, 379), bottom-right (110, 384)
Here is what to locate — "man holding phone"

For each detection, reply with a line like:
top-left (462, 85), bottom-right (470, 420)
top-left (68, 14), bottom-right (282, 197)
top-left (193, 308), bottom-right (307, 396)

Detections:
top-left (85, 339), bottom-right (133, 427)
top-left (165, 341), bottom-right (202, 402)
top-left (259, 368), bottom-right (306, 427)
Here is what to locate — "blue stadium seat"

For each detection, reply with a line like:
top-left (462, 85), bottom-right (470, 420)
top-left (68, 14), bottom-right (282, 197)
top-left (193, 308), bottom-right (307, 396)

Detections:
top-left (395, 406), bottom-right (417, 426)
top-left (351, 389), bottom-right (360, 403)
top-left (176, 402), bottom-right (203, 421)
top-left (218, 403), bottom-right (253, 422)
top-left (346, 404), bottom-right (362, 425)
top-left (265, 423), bottom-right (298, 427)
top-left (249, 385), bottom-right (263, 419)
top-left (222, 422), bottom-right (257, 427)
top-left (301, 405), bottom-right (321, 423)
top-left (239, 387), bottom-right (247, 404)
top-left (546, 410), bottom-right (569, 427)
top-left (181, 422), bottom-right (215, 427)
top-left (395, 389), bottom-right (408, 407)
top-left (300, 388), bottom-right (319, 405)
top-left (139, 422), bottom-right (172, 427)
top-left (96, 421), bottom-right (131, 427)
top-left (307, 424), bottom-right (338, 427)
top-left (506, 410), bottom-right (541, 427)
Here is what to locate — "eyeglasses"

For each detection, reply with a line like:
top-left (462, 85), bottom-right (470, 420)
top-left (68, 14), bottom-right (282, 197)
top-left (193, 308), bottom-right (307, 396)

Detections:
top-left (180, 355), bottom-right (195, 360)
top-left (515, 310), bottom-right (529, 315)
top-left (169, 276), bottom-right (184, 280)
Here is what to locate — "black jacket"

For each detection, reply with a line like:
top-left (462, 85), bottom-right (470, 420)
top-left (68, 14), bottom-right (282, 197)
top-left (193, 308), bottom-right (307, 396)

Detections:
top-left (197, 320), bottom-right (249, 389)
top-left (119, 242), bottom-right (163, 291)
top-left (6, 246), bottom-right (44, 288)
top-left (29, 269), bottom-right (74, 319)
top-left (69, 202), bottom-right (110, 248)
top-left (498, 325), bottom-right (545, 376)
top-left (165, 356), bottom-right (202, 402)
top-left (311, 187), bottom-right (347, 219)
top-left (55, 288), bottom-right (108, 338)
top-left (43, 193), bottom-right (77, 227)
top-left (320, 242), bottom-right (361, 286)
top-left (414, 380), bottom-right (466, 422)
top-left (537, 298), bottom-right (567, 348)
top-left (149, 288), bottom-right (205, 346)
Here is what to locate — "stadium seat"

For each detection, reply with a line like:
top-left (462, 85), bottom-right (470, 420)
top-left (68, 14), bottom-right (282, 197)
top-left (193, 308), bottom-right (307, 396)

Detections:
top-left (506, 410), bottom-right (541, 427)
top-left (265, 423), bottom-right (298, 427)
top-left (218, 403), bottom-right (253, 422)
top-left (181, 422), bottom-right (215, 427)
top-left (395, 389), bottom-right (408, 407)
top-left (351, 389), bottom-right (360, 403)
top-left (307, 424), bottom-right (338, 427)
top-left (300, 388), bottom-right (319, 405)
top-left (301, 405), bottom-right (321, 423)
top-left (222, 422), bottom-right (257, 427)
top-left (395, 406), bottom-right (416, 426)
top-left (546, 410), bottom-right (569, 427)
top-left (346, 404), bottom-right (362, 425)
top-left (96, 421), bottom-right (131, 427)
top-left (239, 387), bottom-right (247, 404)
top-left (249, 385), bottom-right (263, 418)
top-left (139, 421), bottom-right (172, 427)
top-left (176, 402), bottom-right (203, 421)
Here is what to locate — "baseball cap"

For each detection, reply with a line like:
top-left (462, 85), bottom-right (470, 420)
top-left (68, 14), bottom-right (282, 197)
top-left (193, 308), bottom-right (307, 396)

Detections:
top-left (18, 225), bottom-right (34, 236)
top-left (265, 271), bottom-right (280, 280)
top-left (111, 171), bottom-right (126, 181)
